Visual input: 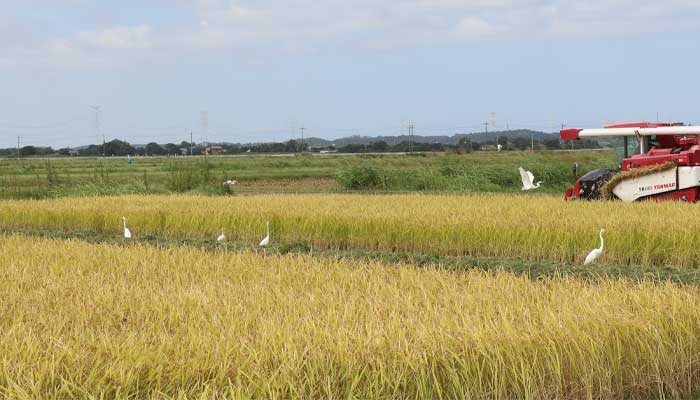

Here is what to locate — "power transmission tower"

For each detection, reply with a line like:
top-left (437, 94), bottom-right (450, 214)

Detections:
top-left (300, 126), bottom-right (305, 152)
top-left (90, 105), bottom-right (103, 156)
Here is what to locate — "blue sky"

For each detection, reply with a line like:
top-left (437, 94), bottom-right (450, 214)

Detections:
top-left (1, 0), bottom-right (699, 148)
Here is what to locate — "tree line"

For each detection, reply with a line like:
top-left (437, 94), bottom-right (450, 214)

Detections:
top-left (0, 136), bottom-right (601, 158)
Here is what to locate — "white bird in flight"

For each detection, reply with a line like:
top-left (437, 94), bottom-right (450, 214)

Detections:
top-left (122, 217), bottom-right (132, 239)
top-left (519, 167), bottom-right (542, 190)
top-left (584, 228), bottom-right (607, 266)
top-left (217, 228), bottom-right (226, 242)
top-left (259, 221), bottom-right (270, 247)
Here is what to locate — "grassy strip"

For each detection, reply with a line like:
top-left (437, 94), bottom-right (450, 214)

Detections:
top-left (4, 227), bottom-right (699, 286)
top-left (0, 150), bottom-right (616, 199)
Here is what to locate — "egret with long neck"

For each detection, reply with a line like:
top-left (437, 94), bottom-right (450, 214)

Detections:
top-left (584, 228), bottom-right (606, 265)
top-left (259, 221), bottom-right (270, 247)
top-left (122, 217), bottom-right (132, 239)
top-left (518, 167), bottom-right (543, 191)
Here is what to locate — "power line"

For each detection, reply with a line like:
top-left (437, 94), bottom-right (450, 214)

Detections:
top-left (0, 115), bottom-right (87, 130)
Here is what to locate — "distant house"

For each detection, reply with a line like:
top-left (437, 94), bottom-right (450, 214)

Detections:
top-left (309, 146), bottom-right (337, 153)
top-left (205, 146), bottom-right (225, 155)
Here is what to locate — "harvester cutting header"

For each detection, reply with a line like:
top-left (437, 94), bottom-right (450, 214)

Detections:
top-left (560, 122), bottom-right (700, 202)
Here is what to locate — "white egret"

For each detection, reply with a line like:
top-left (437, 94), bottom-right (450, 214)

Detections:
top-left (224, 179), bottom-right (238, 186)
top-left (518, 167), bottom-right (542, 190)
top-left (217, 228), bottom-right (225, 242)
top-left (584, 228), bottom-right (607, 266)
top-left (259, 221), bottom-right (270, 247)
top-left (122, 217), bottom-right (132, 239)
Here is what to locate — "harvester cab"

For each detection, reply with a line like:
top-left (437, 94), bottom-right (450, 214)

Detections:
top-left (560, 122), bottom-right (700, 203)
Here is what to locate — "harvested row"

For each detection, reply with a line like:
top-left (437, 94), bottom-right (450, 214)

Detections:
top-left (1, 235), bottom-right (700, 398)
top-left (0, 194), bottom-right (697, 267)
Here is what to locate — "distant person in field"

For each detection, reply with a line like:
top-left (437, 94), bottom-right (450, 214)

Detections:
top-left (573, 161), bottom-right (579, 179)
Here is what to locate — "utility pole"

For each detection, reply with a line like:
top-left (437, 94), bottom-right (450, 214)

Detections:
top-left (562, 123), bottom-right (573, 150)
top-left (300, 126), bottom-right (305, 152)
top-left (201, 111), bottom-right (208, 147)
top-left (483, 122), bottom-right (489, 146)
top-left (407, 124), bottom-right (410, 154)
top-left (190, 131), bottom-right (194, 156)
top-left (17, 136), bottom-right (20, 161)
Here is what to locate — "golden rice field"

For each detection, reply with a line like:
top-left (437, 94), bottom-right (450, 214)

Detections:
top-left (0, 194), bottom-right (698, 267)
top-left (1, 235), bottom-right (700, 399)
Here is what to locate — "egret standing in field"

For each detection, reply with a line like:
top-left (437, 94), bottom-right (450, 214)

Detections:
top-left (518, 167), bottom-right (542, 190)
top-left (224, 179), bottom-right (238, 194)
top-left (122, 217), bottom-right (132, 239)
top-left (584, 228), bottom-right (606, 266)
top-left (217, 228), bottom-right (226, 242)
top-left (259, 221), bottom-right (270, 247)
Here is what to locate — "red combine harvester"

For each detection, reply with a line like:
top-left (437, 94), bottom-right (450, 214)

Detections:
top-left (560, 122), bottom-right (700, 202)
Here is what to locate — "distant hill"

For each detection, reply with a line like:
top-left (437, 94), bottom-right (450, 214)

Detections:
top-left (67, 129), bottom-right (560, 149)
top-left (303, 129), bottom-right (558, 147)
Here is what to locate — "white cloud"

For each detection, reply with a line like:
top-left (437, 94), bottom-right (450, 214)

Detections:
top-left (454, 15), bottom-right (501, 38)
top-left (184, 0), bottom-right (700, 48)
top-left (74, 25), bottom-right (153, 50)
top-left (2, 0), bottom-right (700, 68)
top-left (0, 24), bottom-right (155, 68)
